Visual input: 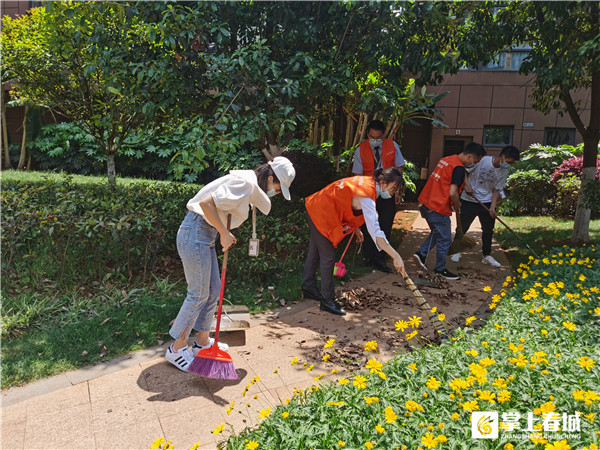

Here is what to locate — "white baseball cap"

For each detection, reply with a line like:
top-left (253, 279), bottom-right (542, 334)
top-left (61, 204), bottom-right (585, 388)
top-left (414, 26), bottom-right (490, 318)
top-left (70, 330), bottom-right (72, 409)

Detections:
top-left (268, 156), bottom-right (296, 200)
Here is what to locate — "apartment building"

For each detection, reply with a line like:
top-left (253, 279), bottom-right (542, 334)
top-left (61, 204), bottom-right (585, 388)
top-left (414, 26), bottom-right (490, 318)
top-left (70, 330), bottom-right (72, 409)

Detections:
top-left (401, 48), bottom-right (590, 180)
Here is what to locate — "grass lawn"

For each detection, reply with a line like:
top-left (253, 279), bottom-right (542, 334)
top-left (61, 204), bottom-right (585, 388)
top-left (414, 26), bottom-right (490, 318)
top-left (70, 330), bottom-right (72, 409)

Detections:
top-left (495, 216), bottom-right (600, 268)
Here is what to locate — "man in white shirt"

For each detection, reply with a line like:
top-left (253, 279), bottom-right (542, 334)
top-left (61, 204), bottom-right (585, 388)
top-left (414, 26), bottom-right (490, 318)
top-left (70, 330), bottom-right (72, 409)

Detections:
top-left (451, 145), bottom-right (520, 268)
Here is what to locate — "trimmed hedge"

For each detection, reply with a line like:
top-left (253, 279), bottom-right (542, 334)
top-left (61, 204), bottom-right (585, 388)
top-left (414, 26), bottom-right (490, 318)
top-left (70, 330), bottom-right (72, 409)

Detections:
top-left (1, 170), bottom-right (311, 291)
top-left (1, 171), bottom-right (200, 286)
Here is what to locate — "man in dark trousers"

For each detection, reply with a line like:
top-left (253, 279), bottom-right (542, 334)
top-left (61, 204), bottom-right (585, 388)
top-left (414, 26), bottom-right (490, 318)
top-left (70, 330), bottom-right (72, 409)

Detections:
top-left (352, 119), bottom-right (405, 272)
top-left (414, 142), bottom-right (485, 280)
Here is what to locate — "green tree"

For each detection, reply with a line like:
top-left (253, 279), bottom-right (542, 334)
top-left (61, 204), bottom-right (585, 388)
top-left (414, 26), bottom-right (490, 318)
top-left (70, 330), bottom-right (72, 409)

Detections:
top-left (188, 1), bottom-right (457, 165)
top-left (1, 2), bottom-right (213, 184)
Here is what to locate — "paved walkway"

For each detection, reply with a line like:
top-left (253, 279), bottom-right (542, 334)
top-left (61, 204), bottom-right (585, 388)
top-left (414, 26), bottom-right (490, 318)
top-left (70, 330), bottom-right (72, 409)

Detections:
top-left (1, 211), bottom-right (511, 450)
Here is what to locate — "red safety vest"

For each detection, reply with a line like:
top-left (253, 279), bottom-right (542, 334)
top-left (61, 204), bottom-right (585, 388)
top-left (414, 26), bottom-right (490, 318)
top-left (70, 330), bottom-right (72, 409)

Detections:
top-left (418, 154), bottom-right (465, 216)
top-left (359, 139), bottom-right (396, 176)
top-left (305, 176), bottom-right (376, 247)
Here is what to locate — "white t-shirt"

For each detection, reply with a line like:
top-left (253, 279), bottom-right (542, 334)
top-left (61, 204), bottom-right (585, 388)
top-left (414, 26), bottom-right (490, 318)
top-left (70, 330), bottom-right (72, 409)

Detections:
top-left (187, 170), bottom-right (271, 230)
top-left (461, 155), bottom-right (509, 203)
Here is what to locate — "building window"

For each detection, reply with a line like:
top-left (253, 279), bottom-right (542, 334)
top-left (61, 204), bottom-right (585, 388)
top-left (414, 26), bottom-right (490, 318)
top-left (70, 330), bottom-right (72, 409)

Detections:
top-left (483, 126), bottom-right (513, 147)
top-left (460, 47), bottom-right (530, 71)
top-left (482, 53), bottom-right (507, 71)
top-left (544, 128), bottom-right (575, 147)
top-left (509, 50), bottom-right (529, 70)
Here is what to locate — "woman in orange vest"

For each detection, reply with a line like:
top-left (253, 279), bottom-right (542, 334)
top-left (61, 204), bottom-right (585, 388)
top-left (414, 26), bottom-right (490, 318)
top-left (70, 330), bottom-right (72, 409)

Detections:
top-left (302, 168), bottom-right (406, 315)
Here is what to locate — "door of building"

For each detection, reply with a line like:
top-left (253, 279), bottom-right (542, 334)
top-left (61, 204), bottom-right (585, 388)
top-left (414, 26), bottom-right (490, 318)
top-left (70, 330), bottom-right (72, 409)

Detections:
top-left (443, 137), bottom-right (473, 157)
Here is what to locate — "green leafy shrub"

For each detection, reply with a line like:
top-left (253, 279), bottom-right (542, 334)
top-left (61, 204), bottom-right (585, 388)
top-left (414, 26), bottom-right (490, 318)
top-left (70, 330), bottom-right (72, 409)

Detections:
top-left (501, 143), bottom-right (585, 216)
top-left (552, 175), bottom-right (581, 218)
top-left (582, 179), bottom-right (600, 216)
top-left (29, 121), bottom-right (211, 182)
top-left (501, 169), bottom-right (557, 215)
top-left (282, 149), bottom-right (337, 198)
top-left (1, 171), bottom-right (311, 297)
top-left (1, 171), bottom-right (200, 291)
top-left (226, 198), bottom-right (310, 283)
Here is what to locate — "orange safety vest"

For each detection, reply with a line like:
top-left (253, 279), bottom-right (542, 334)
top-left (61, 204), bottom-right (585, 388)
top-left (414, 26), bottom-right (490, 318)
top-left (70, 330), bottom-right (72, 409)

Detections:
top-left (418, 154), bottom-right (465, 216)
top-left (305, 176), bottom-right (377, 247)
top-left (359, 139), bottom-right (396, 176)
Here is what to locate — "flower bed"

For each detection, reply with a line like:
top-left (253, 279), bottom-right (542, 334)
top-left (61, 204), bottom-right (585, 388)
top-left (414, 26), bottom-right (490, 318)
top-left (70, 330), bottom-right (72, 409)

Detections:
top-left (218, 245), bottom-right (599, 450)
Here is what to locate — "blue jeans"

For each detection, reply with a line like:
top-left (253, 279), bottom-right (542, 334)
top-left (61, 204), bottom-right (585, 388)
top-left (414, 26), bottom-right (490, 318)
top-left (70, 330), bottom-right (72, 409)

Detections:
top-left (418, 205), bottom-right (452, 272)
top-left (169, 211), bottom-right (221, 342)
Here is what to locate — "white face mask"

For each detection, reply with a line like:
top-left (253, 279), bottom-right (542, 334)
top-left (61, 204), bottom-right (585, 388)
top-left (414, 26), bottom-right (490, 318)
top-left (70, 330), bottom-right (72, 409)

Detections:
top-left (267, 189), bottom-right (277, 197)
top-left (376, 184), bottom-right (392, 199)
top-left (369, 138), bottom-right (383, 149)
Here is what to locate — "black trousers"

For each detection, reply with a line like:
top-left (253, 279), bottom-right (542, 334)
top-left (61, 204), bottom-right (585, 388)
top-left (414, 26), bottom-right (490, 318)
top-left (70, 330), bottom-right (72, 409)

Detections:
top-left (459, 199), bottom-right (495, 256)
top-left (361, 196), bottom-right (396, 263)
top-left (302, 213), bottom-right (338, 301)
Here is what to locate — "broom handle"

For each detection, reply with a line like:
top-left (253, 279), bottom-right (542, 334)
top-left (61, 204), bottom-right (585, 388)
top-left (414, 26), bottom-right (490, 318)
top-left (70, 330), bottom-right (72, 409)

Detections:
top-left (400, 268), bottom-right (448, 340)
top-left (468, 193), bottom-right (539, 258)
top-left (338, 230), bottom-right (355, 263)
top-left (213, 214), bottom-right (232, 345)
top-left (454, 210), bottom-right (464, 239)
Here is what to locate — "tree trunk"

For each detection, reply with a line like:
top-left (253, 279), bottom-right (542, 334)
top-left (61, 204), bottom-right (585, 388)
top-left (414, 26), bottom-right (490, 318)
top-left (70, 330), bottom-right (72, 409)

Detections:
top-left (107, 151), bottom-right (117, 185)
top-left (571, 164), bottom-right (596, 244)
top-left (1, 89), bottom-right (12, 170)
top-left (17, 105), bottom-right (28, 170)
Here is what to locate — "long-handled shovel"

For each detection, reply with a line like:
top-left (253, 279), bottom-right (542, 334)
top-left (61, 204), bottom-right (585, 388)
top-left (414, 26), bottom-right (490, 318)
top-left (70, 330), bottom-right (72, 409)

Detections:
top-left (468, 194), bottom-right (539, 259)
top-left (400, 268), bottom-right (450, 344)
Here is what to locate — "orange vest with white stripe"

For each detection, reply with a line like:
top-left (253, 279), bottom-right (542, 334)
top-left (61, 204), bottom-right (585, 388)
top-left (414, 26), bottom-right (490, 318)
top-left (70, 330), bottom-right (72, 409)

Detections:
top-left (418, 154), bottom-right (465, 216)
top-left (359, 139), bottom-right (396, 176)
top-left (305, 176), bottom-right (377, 247)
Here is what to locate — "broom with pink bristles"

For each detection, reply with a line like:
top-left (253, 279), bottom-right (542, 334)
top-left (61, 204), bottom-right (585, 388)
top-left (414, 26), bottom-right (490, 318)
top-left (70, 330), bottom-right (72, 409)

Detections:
top-left (188, 215), bottom-right (238, 380)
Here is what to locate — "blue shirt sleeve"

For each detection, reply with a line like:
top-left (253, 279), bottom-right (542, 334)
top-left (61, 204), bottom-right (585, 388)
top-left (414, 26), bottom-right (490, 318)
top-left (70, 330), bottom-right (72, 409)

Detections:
top-left (352, 147), bottom-right (363, 174)
top-left (394, 142), bottom-right (405, 167)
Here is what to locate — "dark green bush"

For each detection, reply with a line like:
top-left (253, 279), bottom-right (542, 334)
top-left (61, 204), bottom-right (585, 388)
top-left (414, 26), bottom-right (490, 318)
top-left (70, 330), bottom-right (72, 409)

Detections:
top-left (500, 169), bottom-right (557, 215)
top-left (1, 171), bottom-right (311, 294)
top-left (1, 172), bottom-right (200, 289)
top-left (282, 149), bottom-right (337, 198)
top-left (552, 175), bottom-right (580, 218)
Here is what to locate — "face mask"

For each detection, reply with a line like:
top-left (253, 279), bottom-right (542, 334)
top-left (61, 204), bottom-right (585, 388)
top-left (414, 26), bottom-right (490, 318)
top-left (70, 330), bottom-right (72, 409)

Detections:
top-left (267, 189), bottom-right (277, 197)
top-left (465, 164), bottom-right (476, 170)
top-left (369, 139), bottom-right (383, 149)
top-left (500, 162), bottom-right (510, 169)
top-left (376, 184), bottom-right (392, 199)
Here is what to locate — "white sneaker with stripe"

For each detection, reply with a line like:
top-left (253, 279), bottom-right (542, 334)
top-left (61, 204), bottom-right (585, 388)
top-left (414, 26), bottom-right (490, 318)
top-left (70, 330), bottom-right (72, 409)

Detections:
top-left (165, 345), bottom-right (195, 372)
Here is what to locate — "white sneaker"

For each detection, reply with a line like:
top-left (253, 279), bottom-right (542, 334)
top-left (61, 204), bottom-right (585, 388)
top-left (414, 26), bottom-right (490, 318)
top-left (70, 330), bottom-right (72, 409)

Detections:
top-left (450, 253), bottom-right (461, 263)
top-left (192, 337), bottom-right (229, 352)
top-left (482, 255), bottom-right (501, 268)
top-left (165, 345), bottom-right (195, 372)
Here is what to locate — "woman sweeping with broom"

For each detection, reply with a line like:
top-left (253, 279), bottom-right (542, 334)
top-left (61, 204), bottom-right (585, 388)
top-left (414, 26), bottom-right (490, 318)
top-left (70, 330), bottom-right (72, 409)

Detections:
top-left (302, 167), bottom-right (406, 315)
top-left (166, 157), bottom-right (296, 373)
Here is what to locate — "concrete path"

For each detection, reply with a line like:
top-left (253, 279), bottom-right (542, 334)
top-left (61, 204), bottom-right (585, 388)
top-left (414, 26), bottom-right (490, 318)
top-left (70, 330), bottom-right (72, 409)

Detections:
top-left (1, 210), bottom-right (510, 450)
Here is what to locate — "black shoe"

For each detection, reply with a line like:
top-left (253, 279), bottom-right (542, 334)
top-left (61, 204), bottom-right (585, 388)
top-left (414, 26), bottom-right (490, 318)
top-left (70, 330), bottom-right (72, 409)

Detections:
top-left (413, 252), bottom-right (427, 270)
top-left (301, 287), bottom-right (324, 301)
top-left (320, 298), bottom-right (346, 315)
top-left (434, 268), bottom-right (459, 280)
top-left (372, 260), bottom-right (393, 273)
